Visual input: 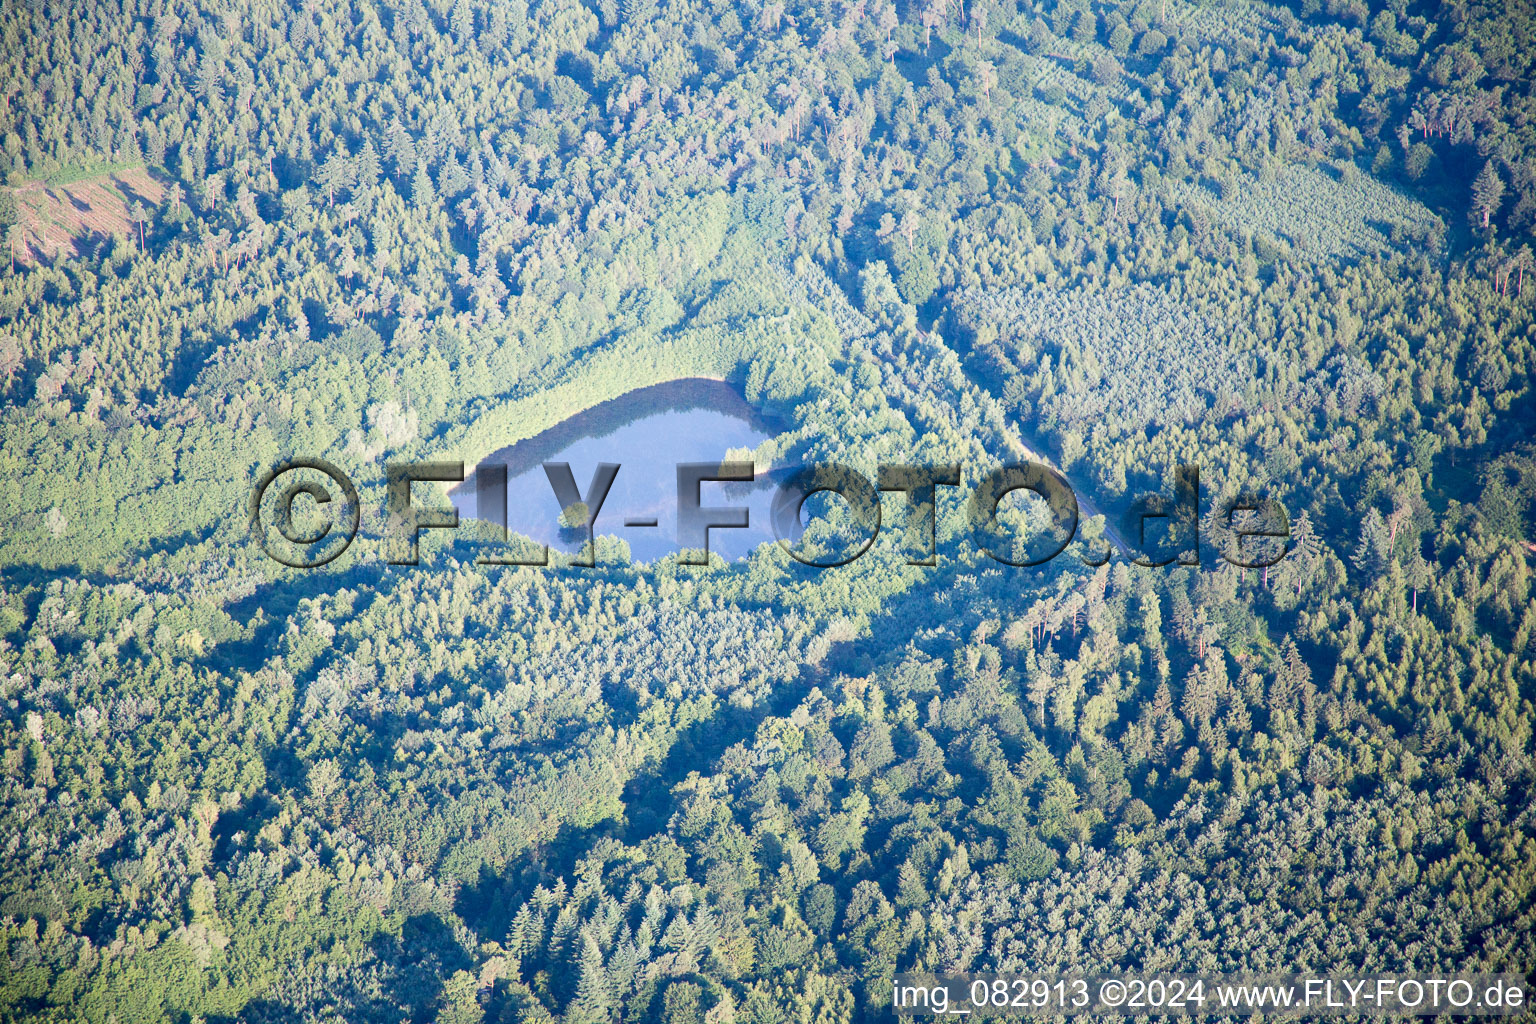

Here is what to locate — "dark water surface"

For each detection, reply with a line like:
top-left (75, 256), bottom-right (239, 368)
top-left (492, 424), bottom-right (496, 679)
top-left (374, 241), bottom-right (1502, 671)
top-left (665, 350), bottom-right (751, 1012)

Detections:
top-left (449, 378), bottom-right (780, 563)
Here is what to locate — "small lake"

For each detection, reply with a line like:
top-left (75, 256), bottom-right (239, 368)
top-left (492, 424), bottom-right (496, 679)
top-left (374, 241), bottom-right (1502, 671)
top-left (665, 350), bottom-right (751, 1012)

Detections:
top-left (449, 378), bottom-right (781, 563)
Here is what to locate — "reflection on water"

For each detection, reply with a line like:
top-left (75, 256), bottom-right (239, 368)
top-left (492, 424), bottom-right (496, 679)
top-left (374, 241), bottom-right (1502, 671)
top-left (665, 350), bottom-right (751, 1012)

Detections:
top-left (449, 378), bottom-right (781, 563)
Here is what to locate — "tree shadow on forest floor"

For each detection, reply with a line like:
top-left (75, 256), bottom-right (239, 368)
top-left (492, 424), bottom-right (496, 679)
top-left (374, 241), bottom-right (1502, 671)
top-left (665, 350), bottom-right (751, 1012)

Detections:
top-left (454, 678), bottom-right (815, 940)
top-left (215, 913), bottom-right (470, 1023)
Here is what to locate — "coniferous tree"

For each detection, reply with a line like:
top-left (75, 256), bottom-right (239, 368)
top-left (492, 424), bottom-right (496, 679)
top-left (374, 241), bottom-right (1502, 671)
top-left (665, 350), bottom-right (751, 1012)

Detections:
top-left (1472, 161), bottom-right (1505, 228)
top-left (571, 932), bottom-right (614, 1023)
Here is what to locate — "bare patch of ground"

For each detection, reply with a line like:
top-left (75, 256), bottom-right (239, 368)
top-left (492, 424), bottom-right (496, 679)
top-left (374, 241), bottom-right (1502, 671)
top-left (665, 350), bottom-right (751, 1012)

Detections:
top-left (7, 166), bottom-right (167, 265)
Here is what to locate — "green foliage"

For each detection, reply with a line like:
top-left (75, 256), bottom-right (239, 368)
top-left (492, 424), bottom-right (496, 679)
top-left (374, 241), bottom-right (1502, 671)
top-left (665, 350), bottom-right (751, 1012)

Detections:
top-left (1, 0), bottom-right (1534, 1019)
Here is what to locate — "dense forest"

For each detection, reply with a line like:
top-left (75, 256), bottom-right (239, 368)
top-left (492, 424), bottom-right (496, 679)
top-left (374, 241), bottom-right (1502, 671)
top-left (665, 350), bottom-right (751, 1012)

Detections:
top-left (0, 0), bottom-right (1533, 1020)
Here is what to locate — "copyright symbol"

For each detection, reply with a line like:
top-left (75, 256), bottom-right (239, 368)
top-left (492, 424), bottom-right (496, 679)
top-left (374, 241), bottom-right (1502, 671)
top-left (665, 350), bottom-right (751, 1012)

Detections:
top-left (1100, 980), bottom-right (1127, 1008)
top-left (250, 458), bottom-right (360, 568)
